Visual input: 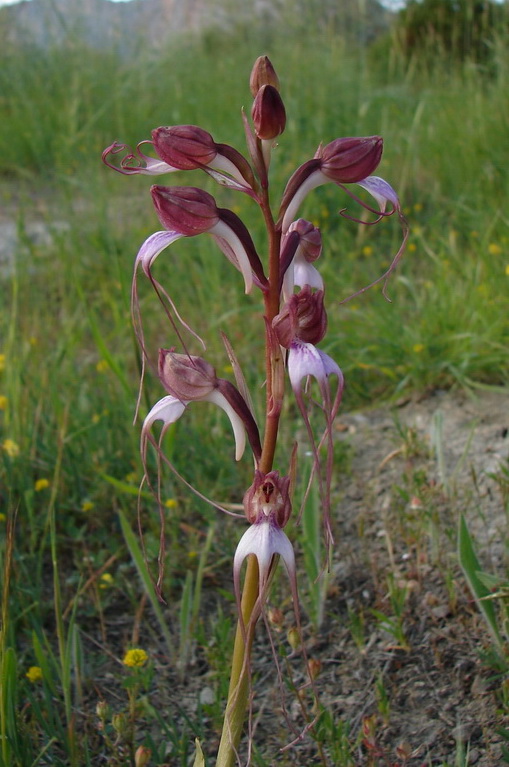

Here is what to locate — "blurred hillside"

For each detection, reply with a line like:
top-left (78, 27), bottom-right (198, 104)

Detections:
top-left (0, 0), bottom-right (392, 52)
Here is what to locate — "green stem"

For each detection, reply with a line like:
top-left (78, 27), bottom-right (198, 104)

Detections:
top-left (215, 556), bottom-right (259, 767)
top-left (216, 180), bottom-right (283, 766)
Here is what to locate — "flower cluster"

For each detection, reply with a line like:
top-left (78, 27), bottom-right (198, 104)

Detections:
top-left (103, 54), bottom-right (406, 756)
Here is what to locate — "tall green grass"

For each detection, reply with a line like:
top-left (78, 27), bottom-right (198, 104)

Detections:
top-left (0, 23), bottom-right (508, 765)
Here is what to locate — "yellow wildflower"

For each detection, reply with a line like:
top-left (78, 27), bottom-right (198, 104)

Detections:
top-left (488, 243), bottom-right (502, 256)
top-left (35, 478), bottom-right (50, 492)
top-left (96, 359), bottom-right (109, 373)
top-left (0, 513), bottom-right (6, 523)
top-left (0, 395), bottom-right (7, 410)
top-left (123, 648), bottom-right (148, 668)
top-left (413, 344), bottom-right (425, 353)
top-left (362, 245), bottom-right (373, 257)
top-left (2, 439), bottom-right (19, 458)
top-left (100, 573), bottom-right (114, 589)
top-left (408, 243), bottom-right (417, 253)
top-left (413, 203), bottom-right (423, 213)
top-left (505, 265), bottom-right (509, 276)
top-left (26, 666), bottom-right (43, 683)
top-left (164, 498), bottom-right (177, 509)
top-left (0, 354), bottom-right (5, 372)
top-left (81, 500), bottom-right (94, 512)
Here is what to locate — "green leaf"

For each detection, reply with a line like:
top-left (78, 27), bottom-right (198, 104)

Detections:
top-left (458, 515), bottom-right (503, 650)
top-left (118, 509), bottom-right (175, 661)
top-left (192, 738), bottom-right (205, 767)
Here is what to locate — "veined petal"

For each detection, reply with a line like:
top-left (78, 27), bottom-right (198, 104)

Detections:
top-left (356, 175), bottom-right (400, 213)
top-left (287, 340), bottom-right (342, 394)
top-left (204, 389), bottom-right (246, 461)
top-left (135, 230), bottom-right (184, 277)
top-left (233, 519), bottom-right (296, 606)
top-left (210, 220), bottom-right (254, 294)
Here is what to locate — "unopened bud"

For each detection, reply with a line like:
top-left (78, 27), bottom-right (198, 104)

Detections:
top-left (308, 658), bottom-right (322, 680)
top-left (268, 607), bottom-right (284, 628)
top-left (152, 125), bottom-right (217, 170)
top-left (273, 287), bottom-right (327, 348)
top-left (249, 55), bottom-right (280, 96)
top-left (95, 700), bottom-right (110, 720)
top-left (112, 712), bottom-right (128, 735)
top-left (251, 85), bottom-right (286, 140)
top-left (243, 470), bottom-right (291, 527)
top-left (158, 350), bottom-right (217, 401)
top-left (318, 136), bottom-right (383, 184)
top-left (287, 627), bottom-right (300, 650)
top-left (135, 745), bottom-right (152, 767)
top-left (151, 185), bottom-right (219, 235)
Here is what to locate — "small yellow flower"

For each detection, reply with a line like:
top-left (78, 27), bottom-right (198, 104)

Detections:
top-left (100, 573), bottom-right (114, 589)
top-left (0, 513), bottom-right (6, 523)
top-left (81, 500), bottom-right (94, 512)
top-left (222, 364), bottom-right (234, 375)
top-left (0, 395), bottom-right (7, 410)
top-left (2, 439), bottom-right (19, 458)
top-left (35, 478), bottom-right (50, 492)
top-left (96, 359), bottom-right (109, 373)
top-left (408, 243), bottom-right (417, 253)
top-left (29, 337), bottom-right (37, 347)
top-left (26, 666), bottom-right (43, 683)
top-left (123, 648), bottom-right (148, 668)
top-left (488, 243), bottom-right (502, 256)
top-left (505, 265), bottom-right (509, 276)
top-left (92, 413), bottom-right (101, 424)
top-left (164, 498), bottom-right (177, 509)
top-left (413, 203), bottom-right (423, 213)
top-left (413, 343), bottom-right (425, 353)
top-left (362, 245), bottom-right (373, 257)
top-left (0, 354), bottom-right (5, 372)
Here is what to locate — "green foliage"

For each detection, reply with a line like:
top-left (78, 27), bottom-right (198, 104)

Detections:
top-left (395, 0), bottom-right (508, 64)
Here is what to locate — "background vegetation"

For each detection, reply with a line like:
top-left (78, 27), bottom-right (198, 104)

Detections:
top-left (0, 1), bottom-right (508, 764)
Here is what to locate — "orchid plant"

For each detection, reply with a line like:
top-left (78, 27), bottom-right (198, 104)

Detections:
top-left (103, 56), bottom-right (407, 767)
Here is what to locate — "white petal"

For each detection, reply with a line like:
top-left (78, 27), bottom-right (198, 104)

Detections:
top-left (143, 395), bottom-right (187, 432)
top-left (210, 220), bottom-right (253, 294)
top-left (204, 390), bottom-right (246, 461)
top-left (135, 230), bottom-right (184, 276)
top-left (356, 176), bottom-right (400, 213)
top-left (281, 169), bottom-right (327, 233)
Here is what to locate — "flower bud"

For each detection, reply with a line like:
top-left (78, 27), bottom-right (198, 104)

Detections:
top-left (134, 746), bottom-right (152, 767)
top-left (151, 185), bottom-right (219, 235)
top-left (318, 136), bottom-right (383, 184)
top-left (243, 470), bottom-right (291, 527)
top-left (251, 85), bottom-right (286, 140)
top-left (287, 627), bottom-right (300, 650)
top-left (272, 287), bottom-right (327, 348)
top-left (152, 125), bottom-right (217, 170)
top-left (307, 658), bottom-right (322, 680)
top-left (95, 700), bottom-right (110, 720)
top-left (249, 55), bottom-right (280, 96)
top-left (158, 350), bottom-right (217, 401)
